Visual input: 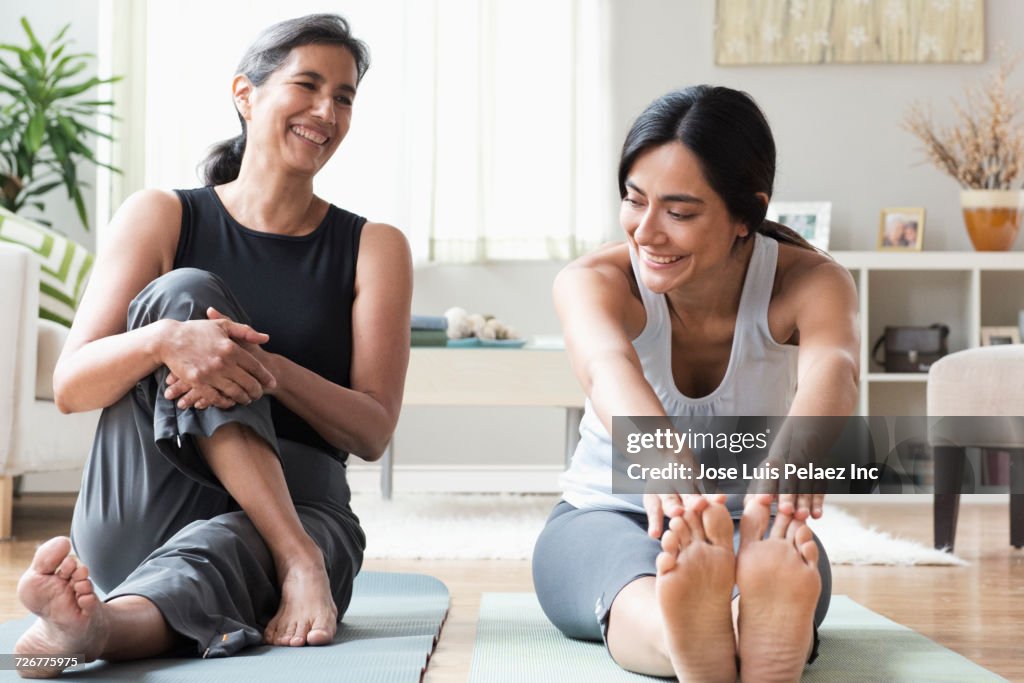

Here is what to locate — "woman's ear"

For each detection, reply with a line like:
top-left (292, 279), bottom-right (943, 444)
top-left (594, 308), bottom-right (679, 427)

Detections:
top-left (232, 75), bottom-right (254, 119)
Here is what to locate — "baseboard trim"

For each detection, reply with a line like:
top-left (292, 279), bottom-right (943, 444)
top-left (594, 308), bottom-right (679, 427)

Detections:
top-left (347, 464), bottom-right (564, 493)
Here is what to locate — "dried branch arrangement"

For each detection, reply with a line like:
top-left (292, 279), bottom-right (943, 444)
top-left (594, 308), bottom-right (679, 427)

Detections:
top-left (903, 54), bottom-right (1024, 190)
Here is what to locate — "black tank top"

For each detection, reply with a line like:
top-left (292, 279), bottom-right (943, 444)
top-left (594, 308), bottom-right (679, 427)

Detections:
top-left (172, 186), bottom-right (365, 459)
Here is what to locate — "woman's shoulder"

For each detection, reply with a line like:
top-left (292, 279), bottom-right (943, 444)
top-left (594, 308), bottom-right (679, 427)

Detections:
top-left (773, 240), bottom-right (856, 307)
top-left (94, 189), bottom-right (183, 276)
top-left (556, 241), bottom-right (646, 334)
top-left (107, 189), bottom-right (183, 244)
top-left (563, 241), bottom-right (633, 282)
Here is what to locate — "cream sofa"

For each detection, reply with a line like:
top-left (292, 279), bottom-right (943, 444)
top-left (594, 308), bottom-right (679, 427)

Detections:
top-left (0, 243), bottom-right (100, 538)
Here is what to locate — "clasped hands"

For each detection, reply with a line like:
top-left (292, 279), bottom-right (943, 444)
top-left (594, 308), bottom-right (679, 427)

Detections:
top-left (161, 307), bottom-right (277, 411)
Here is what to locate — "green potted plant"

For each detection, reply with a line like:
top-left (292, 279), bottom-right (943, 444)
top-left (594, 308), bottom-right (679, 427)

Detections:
top-left (903, 55), bottom-right (1023, 251)
top-left (0, 17), bottom-right (120, 231)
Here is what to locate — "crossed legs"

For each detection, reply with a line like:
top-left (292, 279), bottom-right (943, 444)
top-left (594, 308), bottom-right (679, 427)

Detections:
top-left (606, 499), bottom-right (822, 682)
top-left (14, 424), bottom-right (339, 678)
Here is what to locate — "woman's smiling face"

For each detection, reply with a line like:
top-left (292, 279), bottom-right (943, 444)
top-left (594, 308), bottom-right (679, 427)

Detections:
top-left (620, 141), bottom-right (750, 294)
top-left (238, 43), bottom-right (359, 176)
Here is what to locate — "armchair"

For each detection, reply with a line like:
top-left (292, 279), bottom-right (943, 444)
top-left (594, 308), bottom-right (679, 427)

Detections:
top-left (0, 243), bottom-right (100, 539)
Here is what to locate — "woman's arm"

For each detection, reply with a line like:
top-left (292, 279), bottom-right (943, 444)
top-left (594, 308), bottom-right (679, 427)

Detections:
top-left (556, 248), bottom-right (707, 534)
top-left (787, 260), bottom-right (860, 418)
top-left (769, 259), bottom-right (860, 518)
top-left (555, 256), bottom-right (664, 431)
top-left (54, 189), bottom-right (274, 413)
top-left (243, 222), bottom-right (413, 461)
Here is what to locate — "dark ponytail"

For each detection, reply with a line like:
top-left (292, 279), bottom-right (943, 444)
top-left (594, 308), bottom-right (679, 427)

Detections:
top-left (619, 86), bottom-right (819, 253)
top-left (199, 14), bottom-right (370, 186)
top-left (202, 134), bottom-right (247, 187)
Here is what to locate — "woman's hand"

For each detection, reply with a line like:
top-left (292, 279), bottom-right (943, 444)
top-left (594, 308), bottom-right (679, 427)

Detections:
top-left (644, 493), bottom-right (727, 539)
top-left (743, 492), bottom-right (826, 520)
top-left (161, 307), bottom-right (276, 410)
top-left (781, 491), bottom-right (825, 520)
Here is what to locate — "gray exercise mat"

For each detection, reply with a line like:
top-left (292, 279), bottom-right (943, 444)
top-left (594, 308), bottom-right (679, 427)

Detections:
top-left (0, 571), bottom-right (448, 682)
top-left (469, 593), bottom-right (1008, 683)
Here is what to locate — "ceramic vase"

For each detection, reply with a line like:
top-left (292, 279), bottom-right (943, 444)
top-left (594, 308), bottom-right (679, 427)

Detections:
top-left (960, 189), bottom-right (1023, 251)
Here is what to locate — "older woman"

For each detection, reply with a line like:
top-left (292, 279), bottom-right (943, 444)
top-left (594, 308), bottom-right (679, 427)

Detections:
top-left (15, 14), bottom-right (411, 675)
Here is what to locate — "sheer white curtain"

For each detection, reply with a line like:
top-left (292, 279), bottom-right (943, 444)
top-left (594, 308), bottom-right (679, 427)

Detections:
top-left (130, 0), bottom-right (613, 263)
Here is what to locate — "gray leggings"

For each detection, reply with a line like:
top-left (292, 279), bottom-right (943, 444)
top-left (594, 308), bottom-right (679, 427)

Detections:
top-left (70, 268), bottom-right (365, 657)
top-left (533, 500), bottom-right (831, 662)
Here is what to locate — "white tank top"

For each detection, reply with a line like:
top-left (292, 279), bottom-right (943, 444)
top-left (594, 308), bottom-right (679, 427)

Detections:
top-left (560, 233), bottom-right (799, 512)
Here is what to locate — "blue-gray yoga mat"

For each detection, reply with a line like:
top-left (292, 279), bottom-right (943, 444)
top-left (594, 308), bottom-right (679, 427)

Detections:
top-left (0, 571), bottom-right (448, 682)
top-left (469, 593), bottom-right (1008, 683)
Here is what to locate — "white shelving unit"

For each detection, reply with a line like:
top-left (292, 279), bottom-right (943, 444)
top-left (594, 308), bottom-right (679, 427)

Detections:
top-left (832, 251), bottom-right (1024, 416)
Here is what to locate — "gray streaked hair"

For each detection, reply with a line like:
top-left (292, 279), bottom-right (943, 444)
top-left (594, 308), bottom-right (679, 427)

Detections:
top-left (200, 14), bottom-right (369, 185)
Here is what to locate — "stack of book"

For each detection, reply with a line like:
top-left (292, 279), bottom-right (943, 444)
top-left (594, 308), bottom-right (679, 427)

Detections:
top-left (411, 314), bottom-right (448, 347)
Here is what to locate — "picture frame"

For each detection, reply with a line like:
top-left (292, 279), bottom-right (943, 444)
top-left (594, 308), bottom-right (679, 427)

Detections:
top-left (765, 201), bottom-right (831, 251)
top-left (878, 207), bottom-right (925, 251)
top-left (980, 326), bottom-right (1021, 346)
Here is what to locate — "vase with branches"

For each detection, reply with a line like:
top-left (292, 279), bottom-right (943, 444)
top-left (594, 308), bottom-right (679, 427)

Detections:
top-left (903, 54), bottom-right (1023, 250)
top-left (0, 18), bottom-right (120, 231)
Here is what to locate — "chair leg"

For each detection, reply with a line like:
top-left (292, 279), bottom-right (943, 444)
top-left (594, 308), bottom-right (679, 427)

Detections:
top-left (933, 445), bottom-right (965, 551)
top-left (1010, 449), bottom-right (1024, 549)
top-left (0, 475), bottom-right (13, 540)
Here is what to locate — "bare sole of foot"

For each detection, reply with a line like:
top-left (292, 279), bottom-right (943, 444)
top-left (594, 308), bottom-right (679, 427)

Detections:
top-left (14, 537), bottom-right (107, 679)
top-left (263, 560), bottom-right (338, 647)
top-left (736, 500), bottom-right (821, 683)
top-left (655, 502), bottom-right (738, 683)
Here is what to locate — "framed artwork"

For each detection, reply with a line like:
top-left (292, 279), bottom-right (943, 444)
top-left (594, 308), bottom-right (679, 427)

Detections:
top-left (766, 201), bottom-right (831, 251)
top-left (878, 207), bottom-right (925, 251)
top-left (715, 0), bottom-right (985, 65)
top-left (980, 326), bottom-right (1021, 346)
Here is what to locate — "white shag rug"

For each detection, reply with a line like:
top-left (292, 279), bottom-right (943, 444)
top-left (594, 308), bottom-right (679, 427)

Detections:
top-left (350, 494), bottom-right (967, 566)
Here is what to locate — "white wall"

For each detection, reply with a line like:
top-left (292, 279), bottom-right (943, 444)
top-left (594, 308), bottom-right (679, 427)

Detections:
top-left (605, 0), bottom-right (1024, 251)
top-left (0, 1), bottom-right (101, 249)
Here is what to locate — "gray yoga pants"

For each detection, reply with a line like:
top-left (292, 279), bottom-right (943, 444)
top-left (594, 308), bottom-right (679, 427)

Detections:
top-left (69, 268), bottom-right (365, 658)
top-left (532, 500), bottom-right (831, 663)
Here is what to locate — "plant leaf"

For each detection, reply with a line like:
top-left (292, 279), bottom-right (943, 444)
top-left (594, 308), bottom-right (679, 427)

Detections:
top-left (25, 109), bottom-right (45, 153)
top-left (20, 18), bottom-right (46, 63)
top-left (51, 77), bottom-right (101, 100)
top-left (70, 183), bottom-right (88, 230)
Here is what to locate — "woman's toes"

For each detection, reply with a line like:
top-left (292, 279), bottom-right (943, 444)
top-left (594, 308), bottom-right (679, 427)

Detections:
top-left (656, 551), bottom-right (677, 575)
top-left (739, 500), bottom-right (771, 548)
top-left (70, 563), bottom-right (90, 583)
top-left (76, 592), bottom-right (99, 612)
top-left (72, 578), bottom-right (94, 598)
top-left (277, 621), bottom-right (298, 646)
top-left (54, 554), bottom-right (78, 580)
top-left (703, 504), bottom-right (734, 546)
top-left (291, 621), bottom-right (311, 646)
top-left (683, 508), bottom-right (706, 542)
top-left (795, 526), bottom-right (819, 564)
top-left (263, 618), bottom-right (279, 645)
top-left (307, 616), bottom-right (335, 646)
top-left (30, 537), bottom-right (73, 574)
top-left (661, 528), bottom-right (680, 556)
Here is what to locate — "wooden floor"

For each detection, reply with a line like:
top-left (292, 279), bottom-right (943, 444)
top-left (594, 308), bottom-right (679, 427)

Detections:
top-left (2, 496), bottom-right (1022, 682)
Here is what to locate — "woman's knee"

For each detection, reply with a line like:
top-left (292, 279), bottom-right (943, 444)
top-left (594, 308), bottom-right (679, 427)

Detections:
top-left (127, 268), bottom-right (247, 330)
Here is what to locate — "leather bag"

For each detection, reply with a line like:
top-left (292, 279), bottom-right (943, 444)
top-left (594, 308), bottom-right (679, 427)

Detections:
top-left (872, 324), bottom-right (950, 373)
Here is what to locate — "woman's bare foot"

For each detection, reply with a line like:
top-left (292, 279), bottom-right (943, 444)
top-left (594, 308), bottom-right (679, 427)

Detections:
top-left (264, 551), bottom-right (338, 647)
top-left (655, 502), bottom-right (738, 683)
top-left (736, 500), bottom-right (821, 683)
top-left (14, 537), bottom-right (108, 678)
